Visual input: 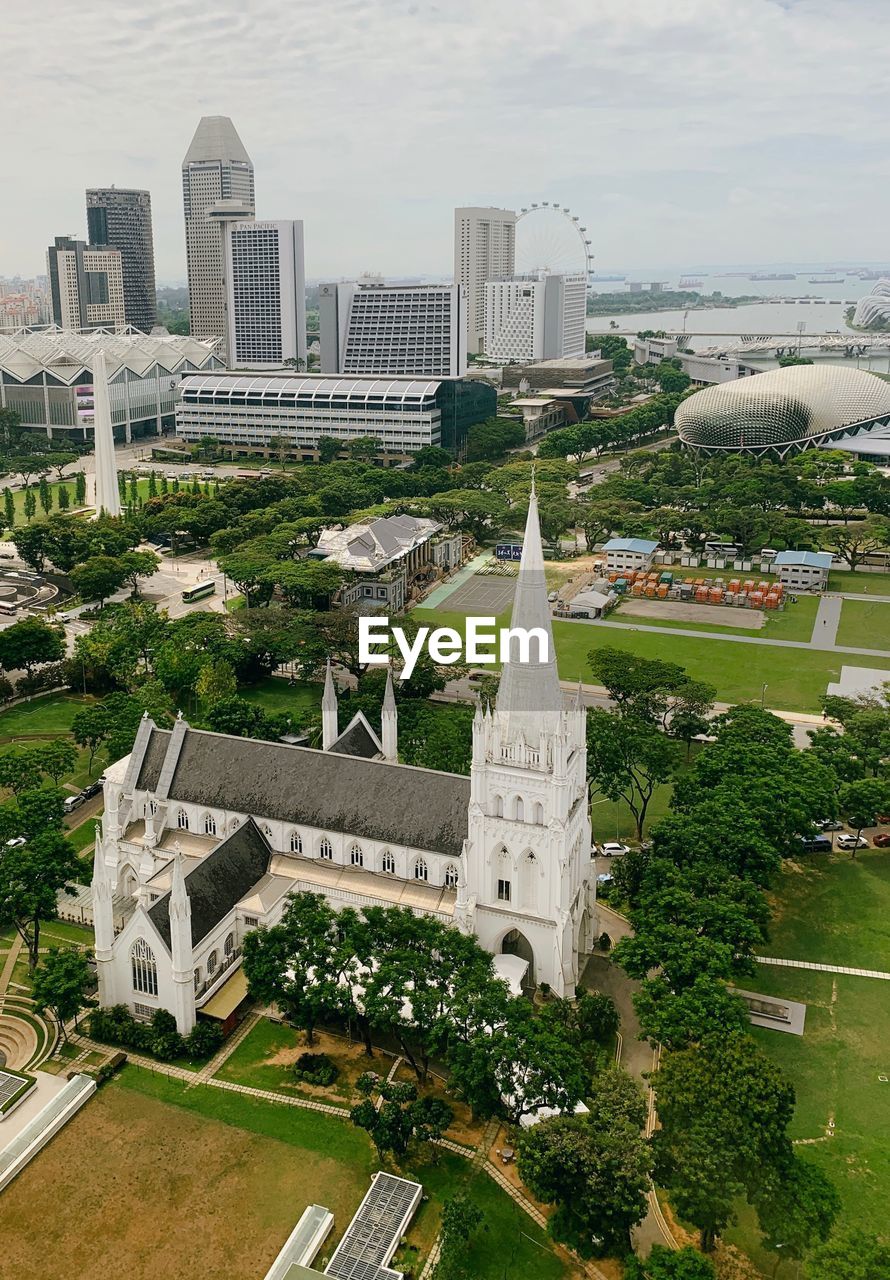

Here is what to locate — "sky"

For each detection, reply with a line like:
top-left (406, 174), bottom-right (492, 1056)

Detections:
top-left (4, 0), bottom-right (890, 284)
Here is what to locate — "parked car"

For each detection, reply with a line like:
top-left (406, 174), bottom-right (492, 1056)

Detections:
top-left (877, 814), bottom-right (890, 825)
top-left (63, 793), bottom-right (85, 814)
top-left (596, 873), bottom-right (613, 885)
top-left (82, 780), bottom-right (103, 800)
top-left (818, 819), bottom-right (844, 832)
top-left (5, 835), bottom-right (27, 848)
top-left (836, 833), bottom-right (869, 851)
top-left (872, 833), bottom-right (890, 848)
top-left (547, 590), bottom-right (558, 602)
top-left (799, 834), bottom-right (833, 854)
top-left (599, 842), bottom-right (630, 857)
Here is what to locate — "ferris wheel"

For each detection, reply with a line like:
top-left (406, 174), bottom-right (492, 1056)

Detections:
top-left (515, 202), bottom-right (593, 279)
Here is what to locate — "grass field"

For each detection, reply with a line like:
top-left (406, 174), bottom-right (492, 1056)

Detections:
top-left (608, 594), bottom-right (819, 643)
top-left (828, 569), bottom-right (890, 595)
top-left (2, 479), bottom-right (88, 526)
top-left (416, 591), bottom-right (890, 711)
top-left (0, 1066), bottom-right (570, 1280)
top-left (721, 850), bottom-right (890, 1270)
top-left (239, 676), bottom-right (321, 723)
top-left (836, 598), bottom-right (890, 651)
top-left (0, 691), bottom-right (94, 738)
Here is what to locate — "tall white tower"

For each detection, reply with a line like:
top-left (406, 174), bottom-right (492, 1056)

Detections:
top-left (92, 348), bottom-right (121, 517)
top-left (456, 484), bottom-right (594, 996)
top-left (453, 207), bottom-right (516, 355)
top-left (91, 827), bottom-right (116, 1008)
top-left (322, 658), bottom-right (338, 750)
top-left (182, 116), bottom-right (255, 359)
top-left (168, 851), bottom-right (196, 1034)
top-left (381, 666), bottom-right (398, 763)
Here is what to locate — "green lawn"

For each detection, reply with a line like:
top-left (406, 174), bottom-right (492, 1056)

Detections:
top-left (828, 568), bottom-right (890, 595)
top-left (118, 1067), bottom-right (570, 1278)
top-left (836, 598), bottom-right (890, 652)
top-left (764, 850), bottom-right (890, 971)
top-left (239, 677), bottom-right (321, 724)
top-left (721, 851), bottom-right (890, 1268)
top-left (608, 593), bottom-right (819, 643)
top-left (67, 815), bottom-right (101, 854)
top-left (0, 691), bottom-right (95, 738)
top-left (3, 479), bottom-right (89, 526)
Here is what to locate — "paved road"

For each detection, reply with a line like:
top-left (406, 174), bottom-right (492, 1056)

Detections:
top-left (811, 594), bottom-right (843, 648)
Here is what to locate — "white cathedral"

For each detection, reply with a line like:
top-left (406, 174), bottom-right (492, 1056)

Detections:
top-left (91, 491), bottom-right (597, 1033)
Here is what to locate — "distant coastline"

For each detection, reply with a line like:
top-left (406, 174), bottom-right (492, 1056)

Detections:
top-left (587, 289), bottom-right (761, 317)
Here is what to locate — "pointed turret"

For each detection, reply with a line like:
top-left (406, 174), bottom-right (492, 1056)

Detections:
top-left (322, 658), bottom-right (338, 750)
top-left (92, 829), bottom-right (115, 1006)
top-left (495, 480), bottom-right (563, 739)
top-left (381, 666), bottom-right (398, 762)
top-left (168, 850), bottom-right (195, 1033)
top-left (92, 349), bottom-right (121, 517)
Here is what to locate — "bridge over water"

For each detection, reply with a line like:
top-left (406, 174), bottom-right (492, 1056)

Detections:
top-left (601, 330), bottom-right (890, 357)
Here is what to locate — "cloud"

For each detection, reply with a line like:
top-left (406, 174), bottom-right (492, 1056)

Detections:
top-left (2, 0), bottom-right (890, 280)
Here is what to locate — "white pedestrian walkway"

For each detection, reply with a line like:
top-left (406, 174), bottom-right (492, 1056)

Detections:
top-left (756, 955), bottom-right (890, 980)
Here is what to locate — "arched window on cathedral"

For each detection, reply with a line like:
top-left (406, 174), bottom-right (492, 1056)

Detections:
top-left (350, 843), bottom-right (363, 867)
top-left (147, 799), bottom-right (158, 818)
top-left (319, 837), bottom-right (333, 860)
top-left (177, 809), bottom-right (189, 830)
top-left (532, 801), bottom-right (544, 826)
top-left (290, 830), bottom-right (302, 854)
top-left (204, 813), bottom-right (217, 836)
top-left (207, 950), bottom-right (218, 976)
top-left (131, 938), bottom-right (158, 996)
top-left (444, 863), bottom-right (459, 890)
top-left (520, 851), bottom-right (537, 909)
top-left (414, 857), bottom-right (428, 882)
top-left (494, 795), bottom-right (504, 818)
top-left (496, 846), bottom-right (511, 903)
top-left (224, 932), bottom-right (235, 956)
top-left (381, 849), bottom-right (396, 874)
top-left (262, 823), bottom-right (273, 839)
top-left (513, 795), bottom-right (525, 822)
top-left (230, 817), bottom-right (241, 832)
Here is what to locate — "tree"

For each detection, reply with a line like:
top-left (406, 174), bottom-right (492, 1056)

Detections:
top-left (0, 830), bottom-right (84, 972)
top-left (120, 550), bottom-right (160, 596)
top-left (0, 746), bottom-right (48, 795)
top-left (586, 708), bottom-right (677, 840)
top-left (58, 484), bottom-right (71, 511)
top-left (806, 1227), bottom-right (890, 1280)
top-left (11, 523), bottom-right (53, 572)
top-left (624, 1246), bottom-right (716, 1280)
top-left (32, 945), bottom-right (95, 1040)
top-left (0, 616), bottom-right (65, 677)
top-left (465, 418), bottom-right (526, 461)
top-left (653, 1033), bottom-right (796, 1250)
top-left (38, 738), bottom-right (78, 785)
top-left (70, 555), bottom-right (129, 605)
top-left (316, 435), bottom-right (341, 464)
top-left (74, 472), bottom-right (87, 506)
top-left (72, 703), bottom-right (112, 774)
top-left (820, 516), bottom-right (889, 570)
top-left (195, 657), bottom-right (237, 708)
top-left (517, 1069), bottom-right (652, 1255)
top-left (839, 777), bottom-right (890, 853)
top-left (23, 487), bottom-right (36, 522)
top-left (488, 1002), bottom-right (590, 1124)
top-left (587, 647), bottom-right (690, 722)
top-left (39, 475), bottom-right (53, 516)
top-left (242, 893), bottom-right (341, 1044)
top-left (204, 695), bottom-right (279, 739)
top-left (753, 1156), bottom-right (839, 1272)
top-left (3, 487), bottom-right (14, 529)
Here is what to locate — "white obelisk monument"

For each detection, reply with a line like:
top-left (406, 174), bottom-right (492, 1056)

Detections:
top-left (92, 348), bottom-right (121, 517)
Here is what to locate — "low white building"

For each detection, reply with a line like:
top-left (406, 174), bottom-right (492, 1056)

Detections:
top-left (312, 513), bottom-right (463, 611)
top-left (602, 537), bottom-right (659, 574)
top-left (773, 550), bottom-right (833, 592)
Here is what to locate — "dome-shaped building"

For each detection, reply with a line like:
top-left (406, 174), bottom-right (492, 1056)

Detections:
top-left (853, 279), bottom-right (890, 329)
top-left (675, 364), bottom-right (890, 457)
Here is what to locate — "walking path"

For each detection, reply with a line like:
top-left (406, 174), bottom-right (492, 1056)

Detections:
top-left (811, 594), bottom-right (842, 648)
top-left (577, 614), bottom-right (890, 659)
top-left (756, 955), bottom-right (890, 980)
top-left (0, 934), bottom-right (23, 997)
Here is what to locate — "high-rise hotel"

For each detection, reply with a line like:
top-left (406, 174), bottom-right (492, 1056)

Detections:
top-left (453, 207), bottom-right (516, 354)
top-left (223, 221), bottom-right (307, 368)
top-left (182, 116), bottom-right (255, 358)
top-left (86, 187), bottom-right (157, 332)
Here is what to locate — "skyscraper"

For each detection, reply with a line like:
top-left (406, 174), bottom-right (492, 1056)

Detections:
top-left (182, 116), bottom-right (255, 358)
top-left (46, 236), bottom-right (125, 331)
top-left (86, 188), bottom-right (157, 332)
top-left (453, 207), bottom-right (516, 354)
top-left (223, 220), bottom-right (306, 368)
top-left (319, 281), bottom-right (466, 376)
top-left (483, 272), bottom-right (587, 364)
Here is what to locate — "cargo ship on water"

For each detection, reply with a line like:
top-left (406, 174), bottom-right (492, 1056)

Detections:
top-left (749, 272), bottom-right (796, 281)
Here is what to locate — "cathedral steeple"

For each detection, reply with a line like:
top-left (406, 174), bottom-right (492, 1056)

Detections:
top-left (381, 666), bottom-right (398, 762)
top-left (494, 479), bottom-right (563, 740)
top-left (322, 657), bottom-right (338, 750)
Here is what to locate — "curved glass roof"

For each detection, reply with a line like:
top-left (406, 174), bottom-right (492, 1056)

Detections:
top-left (180, 373), bottom-right (442, 401)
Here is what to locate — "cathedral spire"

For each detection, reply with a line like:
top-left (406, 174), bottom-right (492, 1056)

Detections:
top-left (381, 665), bottom-right (398, 762)
top-left (322, 657), bottom-right (338, 750)
top-left (495, 484), bottom-right (563, 737)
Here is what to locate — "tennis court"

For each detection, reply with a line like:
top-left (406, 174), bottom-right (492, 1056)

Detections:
top-left (439, 575), bottom-right (516, 615)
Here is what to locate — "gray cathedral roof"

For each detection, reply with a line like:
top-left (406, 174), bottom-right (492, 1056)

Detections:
top-left (148, 818), bottom-right (273, 949)
top-left (136, 725), bottom-right (469, 857)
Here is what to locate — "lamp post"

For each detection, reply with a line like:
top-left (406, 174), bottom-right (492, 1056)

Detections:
top-left (761, 682), bottom-right (768, 708)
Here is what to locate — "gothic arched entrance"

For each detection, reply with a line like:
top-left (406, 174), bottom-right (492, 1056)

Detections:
top-left (501, 929), bottom-right (535, 991)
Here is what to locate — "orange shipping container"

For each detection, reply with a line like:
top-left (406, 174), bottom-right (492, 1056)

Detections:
top-left (696, 587), bottom-right (709, 602)
top-left (632, 582), bottom-right (644, 595)
top-left (710, 588), bottom-right (723, 603)
top-left (750, 591), bottom-right (763, 607)
top-left (645, 584), bottom-right (657, 597)
top-left (658, 584), bottom-right (669, 598)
